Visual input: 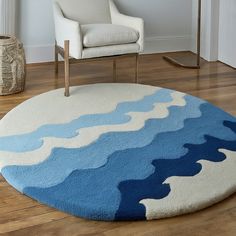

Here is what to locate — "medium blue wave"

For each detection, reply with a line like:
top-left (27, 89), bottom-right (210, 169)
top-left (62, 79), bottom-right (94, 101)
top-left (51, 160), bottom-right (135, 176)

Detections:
top-left (2, 95), bottom-right (203, 191)
top-left (17, 105), bottom-right (236, 221)
top-left (0, 89), bottom-right (173, 153)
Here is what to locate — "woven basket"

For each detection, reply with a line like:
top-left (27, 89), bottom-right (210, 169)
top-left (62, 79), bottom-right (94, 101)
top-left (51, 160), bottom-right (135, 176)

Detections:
top-left (0, 35), bottom-right (26, 96)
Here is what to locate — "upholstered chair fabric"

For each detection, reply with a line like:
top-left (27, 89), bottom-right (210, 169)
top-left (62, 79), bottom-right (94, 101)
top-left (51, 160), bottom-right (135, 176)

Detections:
top-left (82, 24), bottom-right (139, 48)
top-left (82, 44), bottom-right (140, 59)
top-left (55, 0), bottom-right (111, 24)
top-left (53, 0), bottom-right (144, 59)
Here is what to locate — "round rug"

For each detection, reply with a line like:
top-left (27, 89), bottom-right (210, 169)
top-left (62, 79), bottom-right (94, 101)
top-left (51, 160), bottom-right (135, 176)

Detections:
top-left (0, 83), bottom-right (236, 221)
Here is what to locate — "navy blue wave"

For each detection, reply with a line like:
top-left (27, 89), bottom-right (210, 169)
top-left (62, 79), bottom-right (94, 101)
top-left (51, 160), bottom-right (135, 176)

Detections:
top-left (115, 120), bottom-right (236, 220)
top-left (21, 104), bottom-right (236, 221)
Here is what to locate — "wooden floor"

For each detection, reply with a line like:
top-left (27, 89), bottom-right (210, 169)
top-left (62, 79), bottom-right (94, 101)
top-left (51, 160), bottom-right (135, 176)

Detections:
top-left (0, 52), bottom-right (236, 235)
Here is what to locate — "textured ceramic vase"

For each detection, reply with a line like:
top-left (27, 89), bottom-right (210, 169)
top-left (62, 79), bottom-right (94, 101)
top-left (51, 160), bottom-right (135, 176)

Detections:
top-left (0, 35), bottom-right (26, 95)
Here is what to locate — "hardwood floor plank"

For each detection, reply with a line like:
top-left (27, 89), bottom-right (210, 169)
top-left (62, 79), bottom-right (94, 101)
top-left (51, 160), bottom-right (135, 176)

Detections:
top-left (0, 52), bottom-right (235, 235)
top-left (0, 212), bottom-right (68, 234)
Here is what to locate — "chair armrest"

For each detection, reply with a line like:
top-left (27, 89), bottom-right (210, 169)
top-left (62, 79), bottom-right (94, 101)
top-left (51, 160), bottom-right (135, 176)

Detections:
top-left (109, 0), bottom-right (144, 52)
top-left (53, 2), bottom-right (83, 59)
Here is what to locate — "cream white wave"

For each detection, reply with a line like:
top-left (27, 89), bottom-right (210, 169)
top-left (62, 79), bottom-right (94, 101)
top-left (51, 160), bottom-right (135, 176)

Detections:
top-left (0, 92), bottom-right (186, 170)
top-left (0, 84), bottom-right (160, 136)
top-left (140, 149), bottom-right (236, 220)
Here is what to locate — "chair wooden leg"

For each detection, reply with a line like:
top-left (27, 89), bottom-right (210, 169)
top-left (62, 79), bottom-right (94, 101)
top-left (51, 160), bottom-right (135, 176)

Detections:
top-left (55, 41), bottom-right (59, 75)
top-left (113, 59), bottom-right (117, 82)
top-left (64, 40), bottom-right (70, 97)
top-left (135, 54), bottom-right (139, 84)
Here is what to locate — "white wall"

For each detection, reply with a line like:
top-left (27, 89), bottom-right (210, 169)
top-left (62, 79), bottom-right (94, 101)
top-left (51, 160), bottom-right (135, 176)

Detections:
top-left (17, 0), bottom-right (193, 63)
top-left (218, 0), bottom-right (236, 68)
top-left (114, 0), bottom-right (192, 54)
top-left (191, 0), bottom-right (236, 68)
top-left (18, 0), bottom-right (55, 63)
top-left (191, 0), bottom-right (220, 62)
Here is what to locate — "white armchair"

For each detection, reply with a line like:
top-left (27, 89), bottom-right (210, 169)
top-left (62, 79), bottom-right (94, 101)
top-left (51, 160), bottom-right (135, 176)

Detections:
top-left (53, 0), bottom-right (144, 96)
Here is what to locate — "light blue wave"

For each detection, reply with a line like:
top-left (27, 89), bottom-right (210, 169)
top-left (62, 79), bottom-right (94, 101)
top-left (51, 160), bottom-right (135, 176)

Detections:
top-left (0, 89), bottom-right (173, 153)
top-left (21, 103), bottom-right (236, 221)
top-left (2, 95), bottom-right (206, 191)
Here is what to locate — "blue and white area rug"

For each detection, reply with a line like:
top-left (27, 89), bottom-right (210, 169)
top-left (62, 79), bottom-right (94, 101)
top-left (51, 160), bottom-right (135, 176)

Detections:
top-left (0, 84), bottom-right (236, 221)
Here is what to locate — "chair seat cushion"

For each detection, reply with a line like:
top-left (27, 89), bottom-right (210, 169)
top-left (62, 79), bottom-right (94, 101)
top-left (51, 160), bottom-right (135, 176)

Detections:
top-left (82, 24), bottom-right (139, 48)
top-left (82, 43), bottom-right (140, 59)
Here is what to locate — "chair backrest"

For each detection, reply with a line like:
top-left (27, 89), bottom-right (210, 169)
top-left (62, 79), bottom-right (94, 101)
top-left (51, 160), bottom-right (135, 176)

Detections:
top-left (55, 0), bottom-right (111, 24)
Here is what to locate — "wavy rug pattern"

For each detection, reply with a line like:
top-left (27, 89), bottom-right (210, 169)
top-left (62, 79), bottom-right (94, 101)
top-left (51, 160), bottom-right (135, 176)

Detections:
top-left (0, 84), bottom-right (236, 221)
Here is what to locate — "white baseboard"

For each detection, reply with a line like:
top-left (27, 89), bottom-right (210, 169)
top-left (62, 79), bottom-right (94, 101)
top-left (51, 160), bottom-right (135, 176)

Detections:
top-left (24, 35), bottom-right (192, 64)
top-left (143, 35), bottom-right (192, 54)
